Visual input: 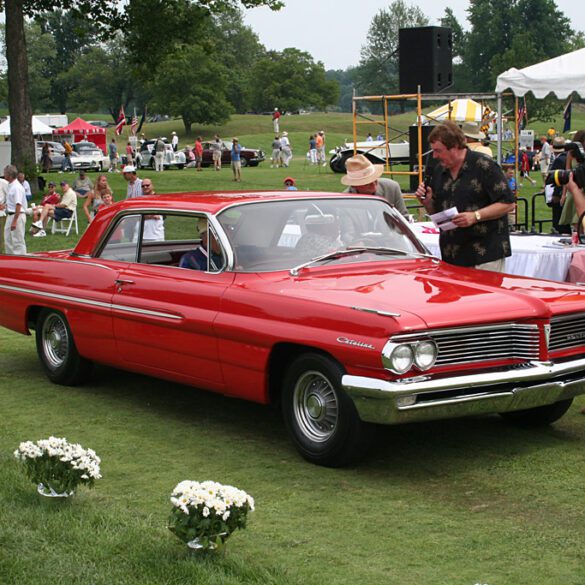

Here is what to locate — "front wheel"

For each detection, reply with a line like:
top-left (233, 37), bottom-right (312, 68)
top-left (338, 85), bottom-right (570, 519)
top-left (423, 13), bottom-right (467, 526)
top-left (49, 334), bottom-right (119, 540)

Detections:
top-left (35, 309), bottom-right (92, 386)
top-left (499, 398), bottom-right (573, 427)
top-left (240, 158), bottom-right (248, 168)
top-left (281, 353), bottom-right (375, 467)
top-left (176, 164), bottom-right (185, 170)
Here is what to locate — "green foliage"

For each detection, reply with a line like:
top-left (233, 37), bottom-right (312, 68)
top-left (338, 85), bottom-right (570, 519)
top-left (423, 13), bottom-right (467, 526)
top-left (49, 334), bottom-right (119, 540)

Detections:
top-left (249, 48), bottom-right (338, 113)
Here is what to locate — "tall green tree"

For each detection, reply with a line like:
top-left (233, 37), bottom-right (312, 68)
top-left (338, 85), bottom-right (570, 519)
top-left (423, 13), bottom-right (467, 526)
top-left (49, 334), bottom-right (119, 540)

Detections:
top-left (249, 48), bottom-right (339, 113)
top-left (357, 0), bottom-right (429, 100)
top-left (148, 43), bottom-right (232, 134)
top-left (440, 8), bottom-right (467, 93)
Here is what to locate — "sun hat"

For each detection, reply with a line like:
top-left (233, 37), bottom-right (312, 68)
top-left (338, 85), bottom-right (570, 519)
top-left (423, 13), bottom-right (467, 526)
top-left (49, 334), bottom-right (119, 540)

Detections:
top-left (552, 136), bottom-right (566, 152)
top-left (461, 122), bottom-right (486, 141)
top-left (340, 154), bottom-right (384, 186)
top-left (282, 131), bottom-right (288, 136)
top-left (283, 176), bottom-right (296, 185)
top-left (122, 165), bottom-right (136, 173)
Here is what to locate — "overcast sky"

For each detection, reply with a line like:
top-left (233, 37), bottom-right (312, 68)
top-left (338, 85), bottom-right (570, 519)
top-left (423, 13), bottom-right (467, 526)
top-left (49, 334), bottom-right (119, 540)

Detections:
top-left (243, 0), bottom-right (585, 71)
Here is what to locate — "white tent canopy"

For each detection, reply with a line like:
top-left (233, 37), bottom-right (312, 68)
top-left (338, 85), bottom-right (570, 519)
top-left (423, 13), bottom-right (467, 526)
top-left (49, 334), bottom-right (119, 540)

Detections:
top-left (422, 98), bottom-right (485, 123)
top-left (495, 48), bottom-right (585, 98)
top-left (0, 115), bottom-right (54, 136)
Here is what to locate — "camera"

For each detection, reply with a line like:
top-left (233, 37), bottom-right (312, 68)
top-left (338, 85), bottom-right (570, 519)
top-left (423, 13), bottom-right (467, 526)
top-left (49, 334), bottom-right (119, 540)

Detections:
top-left (545, 141), bottom-right (585, 190)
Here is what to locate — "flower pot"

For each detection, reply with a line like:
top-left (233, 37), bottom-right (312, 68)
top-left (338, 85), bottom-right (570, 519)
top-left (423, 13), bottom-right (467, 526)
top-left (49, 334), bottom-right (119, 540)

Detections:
top-left (37, 482), bottom-right (74, 498)
top-left (186, 532), bottom-right (228, 551)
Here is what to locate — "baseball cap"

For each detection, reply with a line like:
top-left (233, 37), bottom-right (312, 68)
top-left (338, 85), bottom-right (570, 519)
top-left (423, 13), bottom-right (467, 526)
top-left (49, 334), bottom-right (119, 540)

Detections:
top-left (122, 165), bottom-right (136, 173)
top-left (48, 181), bottom-right (56, 187)
top-left (60, 180), bottom-right (68, 186)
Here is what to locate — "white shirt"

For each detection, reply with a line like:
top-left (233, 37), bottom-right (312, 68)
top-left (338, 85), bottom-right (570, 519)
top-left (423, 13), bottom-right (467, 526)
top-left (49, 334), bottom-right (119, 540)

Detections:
top-left (143, 217), bottom-right (165, 241)
top-left (171, 135), bottom-right (179, 148)
top-left (126, 178), bottom-right (143, 199)
top-left (0, 178), bottom-right (7, 217)
top-left (19, 179), bottom-right (32, 199)
top-left (60, 188), bottom-right (78, 212)
top-left (6, 179), bottom-right (27, 213)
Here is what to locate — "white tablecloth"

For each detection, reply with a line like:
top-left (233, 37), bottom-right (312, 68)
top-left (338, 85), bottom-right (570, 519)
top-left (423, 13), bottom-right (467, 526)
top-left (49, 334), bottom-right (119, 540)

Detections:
top-left (410, 222), bottom-right (576, 282)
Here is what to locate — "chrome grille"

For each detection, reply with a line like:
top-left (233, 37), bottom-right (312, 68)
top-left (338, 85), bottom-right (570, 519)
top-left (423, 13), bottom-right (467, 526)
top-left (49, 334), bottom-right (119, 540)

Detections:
top-left (391, 323), bottom-right (540, 367)
top-left (550, 314), bottom-right (585, 351)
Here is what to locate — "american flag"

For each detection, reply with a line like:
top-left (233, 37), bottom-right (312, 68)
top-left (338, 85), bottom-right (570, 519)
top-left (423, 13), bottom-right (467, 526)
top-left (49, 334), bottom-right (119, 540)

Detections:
top-left (115, 106), bottom-right (126, 135)
top-left (130, 110), bottom-right (138, 136)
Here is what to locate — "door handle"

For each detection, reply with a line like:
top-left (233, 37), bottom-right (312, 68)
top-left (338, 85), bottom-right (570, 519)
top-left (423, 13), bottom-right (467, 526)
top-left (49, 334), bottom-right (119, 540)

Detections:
top-left (115, 278), bottom-right (135, 292)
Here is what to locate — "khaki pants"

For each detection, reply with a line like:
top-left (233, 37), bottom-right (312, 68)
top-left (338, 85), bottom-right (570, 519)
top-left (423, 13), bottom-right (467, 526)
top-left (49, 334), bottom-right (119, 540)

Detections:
top-left (4, 213), bottom-right (26, 255)
top-left (0, 215), bottom-right (5, 253)
top-left (474, 258), bottom-right (506, 272)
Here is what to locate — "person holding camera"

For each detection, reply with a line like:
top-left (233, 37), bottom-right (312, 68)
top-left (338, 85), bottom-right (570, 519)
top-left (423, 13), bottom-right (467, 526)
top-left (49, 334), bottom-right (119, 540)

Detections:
top-left (558, 130), bottom-right (585, 228)
top-left (415, 121), bottom-right (515, 272)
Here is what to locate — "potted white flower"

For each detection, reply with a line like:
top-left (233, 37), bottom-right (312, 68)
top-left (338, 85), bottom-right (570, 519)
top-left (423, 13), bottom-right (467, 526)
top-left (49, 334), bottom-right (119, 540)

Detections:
top-left (14, 436), bottom-right (102, 498)
top-left (168, 480), bottom-right (255, 551)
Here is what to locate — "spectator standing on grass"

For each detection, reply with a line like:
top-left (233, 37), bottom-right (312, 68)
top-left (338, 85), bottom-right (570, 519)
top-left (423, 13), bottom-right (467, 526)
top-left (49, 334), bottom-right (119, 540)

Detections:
top-left (316, 131), bottom-right (326, 166)
top-left (272, 108), bottom-right (281, 133)
top-left (141, 179), bottom-right (165, 242)
top-left (194, 137), bottom-right (203, 171)
top-left (231, 138), bottom-right (242, 182)
top-left (171, 131), bottom-right (179, 152)
top-left (271, 135), bottom-right (282, 168)
top-left (519, 149), bottom-right (536, 187)
top-left (211, 135), bottom-right (222, 171)
top-left (415, 121), bottom-right (515, 272)
top-left (40, 142), bottom-right (52, 173)
top-left (17, 172), bottom-right (32, 202)
top-left (0, 175), bottom-right (7, 253)
top-left (154, 137), bottom-right (166, 172)
top-left (559, 129), bottom-right (585, 228)
top-left (3, 165), bottom-right (27, 254)
top-left (126, 141), bottom-right (134, 165)
top-left (547, 137), bottom-right (571, 234)
top-left (123, 165), bottom-right (142, 199)
top-left (108, 138), bottom-right (118, 172)
top-left (63, 140), bottom-right (73, 172)
top-left (538, 136), bottom-right (553, 186)
top-left (31, 179), bottom-right (75, 239)
top-left (309, 134), bottom-right (318, 165)
top-left (83, 174), bottom-right (113, 222)
top-left (280, 132), bottom-right (292, 167)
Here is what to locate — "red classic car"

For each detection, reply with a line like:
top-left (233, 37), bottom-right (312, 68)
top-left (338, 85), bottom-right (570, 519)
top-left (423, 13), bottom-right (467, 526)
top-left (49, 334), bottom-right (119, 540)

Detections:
top-left (2, 191), bottom-right (585, 467)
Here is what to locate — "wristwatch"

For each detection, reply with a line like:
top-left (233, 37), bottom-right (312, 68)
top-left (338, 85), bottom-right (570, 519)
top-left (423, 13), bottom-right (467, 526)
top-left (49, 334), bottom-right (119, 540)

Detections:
top-left (474, 210), bottom-right (482, 222)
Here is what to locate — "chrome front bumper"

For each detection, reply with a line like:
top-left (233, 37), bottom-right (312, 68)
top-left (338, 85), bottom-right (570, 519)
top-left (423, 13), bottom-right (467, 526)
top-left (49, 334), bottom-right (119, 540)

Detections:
top-left (342, 358), bottom-right (585, 425)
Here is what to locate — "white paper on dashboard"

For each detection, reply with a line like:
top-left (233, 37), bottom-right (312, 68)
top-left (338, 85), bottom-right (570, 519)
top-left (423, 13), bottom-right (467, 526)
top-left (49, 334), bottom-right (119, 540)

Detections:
top-left (430, 207), bottom-right (459, 231)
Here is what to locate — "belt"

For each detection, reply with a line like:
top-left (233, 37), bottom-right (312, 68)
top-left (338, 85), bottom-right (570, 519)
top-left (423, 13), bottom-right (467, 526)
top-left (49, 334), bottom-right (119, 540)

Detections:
top-left (7, 212), bottom-right (15, 215)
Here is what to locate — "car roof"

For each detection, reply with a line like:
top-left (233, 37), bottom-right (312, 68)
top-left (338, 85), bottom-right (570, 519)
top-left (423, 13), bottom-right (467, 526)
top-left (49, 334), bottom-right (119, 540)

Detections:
top-left (74, 191), bottom-right (381, 255)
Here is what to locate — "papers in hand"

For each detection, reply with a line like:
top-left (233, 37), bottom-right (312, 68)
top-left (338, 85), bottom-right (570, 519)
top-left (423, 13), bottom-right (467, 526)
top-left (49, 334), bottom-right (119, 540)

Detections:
top-left (430, 207), bottom-right (459, 231)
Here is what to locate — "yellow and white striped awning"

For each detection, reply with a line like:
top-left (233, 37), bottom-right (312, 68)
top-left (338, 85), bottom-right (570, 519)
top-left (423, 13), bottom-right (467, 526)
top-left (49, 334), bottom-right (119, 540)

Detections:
top-left (422, 99), bottom-right (484, 123)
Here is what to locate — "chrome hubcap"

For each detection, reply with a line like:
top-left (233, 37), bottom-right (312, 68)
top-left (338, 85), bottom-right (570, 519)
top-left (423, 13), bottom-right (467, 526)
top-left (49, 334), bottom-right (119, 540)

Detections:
top-left (41, 314), bottom-right (69, 369)
top-left (293, 370), bottom-right (339, 443)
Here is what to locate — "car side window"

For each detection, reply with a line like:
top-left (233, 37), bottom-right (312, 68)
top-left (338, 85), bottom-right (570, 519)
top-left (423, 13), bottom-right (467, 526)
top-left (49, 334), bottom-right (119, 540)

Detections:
top-left (98, 215), bottom-right (141, 262)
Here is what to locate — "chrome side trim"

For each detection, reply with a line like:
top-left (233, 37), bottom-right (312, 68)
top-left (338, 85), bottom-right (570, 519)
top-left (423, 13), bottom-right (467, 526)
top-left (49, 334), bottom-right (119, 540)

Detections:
top-left (0, 283), bottom-right (182, 321)
top-left (352, 306), bottom-right (401, 318)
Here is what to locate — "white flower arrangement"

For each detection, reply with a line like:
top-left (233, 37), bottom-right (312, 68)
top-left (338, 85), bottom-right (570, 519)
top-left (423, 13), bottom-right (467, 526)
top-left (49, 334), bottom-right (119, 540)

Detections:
top-left (168, 480), bottom-right (255, 550)
top-left (14, 436), bottom-right (102, 496)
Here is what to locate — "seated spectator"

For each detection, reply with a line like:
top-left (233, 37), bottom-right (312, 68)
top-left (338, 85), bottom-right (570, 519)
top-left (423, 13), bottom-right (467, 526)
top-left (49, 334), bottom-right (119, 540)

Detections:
top-left (284, 177), bottom-right (298, 191)
top-left (30, 182), bottom-right (60, 227)
top-left (17, 172), bottom-right (32, 202)
top-left (295, 210), bottom-right (341, 259)
top-left (72, 170), bottom-right (93, 198)
top-left (31, 180), bottom-right (77, 237)
top-left (179, 218), bottom-right (223, 271)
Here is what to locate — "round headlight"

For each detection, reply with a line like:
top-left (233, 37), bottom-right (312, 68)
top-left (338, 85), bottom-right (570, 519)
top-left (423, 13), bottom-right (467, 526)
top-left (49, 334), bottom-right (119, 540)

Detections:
top-left (414, 340), bottom-right (438, 371)
top-left (390, 344), bottom-right (414, 374)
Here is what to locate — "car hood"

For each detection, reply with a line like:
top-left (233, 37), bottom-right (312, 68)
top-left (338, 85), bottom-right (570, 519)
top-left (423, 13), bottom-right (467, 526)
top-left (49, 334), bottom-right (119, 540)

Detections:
top-left (249, 259), bottom-right (585, 332)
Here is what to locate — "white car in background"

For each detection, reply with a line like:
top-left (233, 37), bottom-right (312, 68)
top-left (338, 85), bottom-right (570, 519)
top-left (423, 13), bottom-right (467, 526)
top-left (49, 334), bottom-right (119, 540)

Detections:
top-left (329, 140), bottom-right (410, 173)
top-left (136, 139), bottom-right (186, 170)
top-left (72, 141), bottom-right (108, 171)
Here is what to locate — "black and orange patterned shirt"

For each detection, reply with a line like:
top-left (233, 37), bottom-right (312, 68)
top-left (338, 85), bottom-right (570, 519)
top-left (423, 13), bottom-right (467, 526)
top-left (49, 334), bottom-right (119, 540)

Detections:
top-left (429, 149), bottom-right (514, 267)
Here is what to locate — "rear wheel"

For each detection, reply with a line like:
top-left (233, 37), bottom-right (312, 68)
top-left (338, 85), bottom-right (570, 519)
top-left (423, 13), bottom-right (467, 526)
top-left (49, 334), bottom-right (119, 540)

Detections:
top-left (499, 398), bottom-right (573, 427)
top-left (176, 164), bottom-right (185, 170)
top-left (281, 353), bottom-right (375, 467)
top-left (35, 309), bottom-right (92, 386)
top-left (240, 158), bottom-right (248, 167)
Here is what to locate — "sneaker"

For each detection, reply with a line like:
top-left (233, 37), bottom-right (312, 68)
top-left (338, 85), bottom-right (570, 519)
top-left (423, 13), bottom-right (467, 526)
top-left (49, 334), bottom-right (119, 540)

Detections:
top-left (29, 225), bottom-right (40, 235)
top-left (32, 220), bottom-right (43, 229)
top-left (32, 229), bottom-right (46, 238)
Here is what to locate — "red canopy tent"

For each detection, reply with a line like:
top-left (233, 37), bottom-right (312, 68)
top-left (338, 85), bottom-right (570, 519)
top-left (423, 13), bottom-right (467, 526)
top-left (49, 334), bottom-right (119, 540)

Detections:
top-left (52, 117), bottom-right (107, 154)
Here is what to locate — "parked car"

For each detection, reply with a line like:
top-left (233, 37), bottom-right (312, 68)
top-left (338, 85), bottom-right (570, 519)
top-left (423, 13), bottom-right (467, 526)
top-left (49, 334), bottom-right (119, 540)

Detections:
top-left (2, 191), bottom-right (585, 467)
top-left (72, 141), bottom-right (108, 171)
top-left (36, 140), bottom-right (101, 172)
top-left (201, 140), bottom-right (265, 167)
top-left (329, 140), bottom-right (410, 173)
top-left (87, 120), bottom-right (111, 129)
top-left (136, 139), bottom-right (186, 169)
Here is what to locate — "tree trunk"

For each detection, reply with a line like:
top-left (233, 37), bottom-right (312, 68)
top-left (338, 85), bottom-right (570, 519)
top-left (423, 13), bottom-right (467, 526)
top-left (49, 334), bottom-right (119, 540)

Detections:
top-left (182, 117), bottom-right (192, 136)
top-left (5, 0), bottom-right (37, 187)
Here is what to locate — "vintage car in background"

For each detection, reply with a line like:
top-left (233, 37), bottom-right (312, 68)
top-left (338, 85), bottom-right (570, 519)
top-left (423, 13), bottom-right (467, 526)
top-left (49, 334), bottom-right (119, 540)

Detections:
top-left (72, 141), bottom-right (108, 171)
top-left (2, 191), bottom-right (585, 466)
top-left (136, 139), bottom-right (186, 169)
top-left (201, 140), bottom-right (265, 167)
top-left (36, 140), bottom-right (103, 172)
top-left (329, 140), bottom-right (410, 173)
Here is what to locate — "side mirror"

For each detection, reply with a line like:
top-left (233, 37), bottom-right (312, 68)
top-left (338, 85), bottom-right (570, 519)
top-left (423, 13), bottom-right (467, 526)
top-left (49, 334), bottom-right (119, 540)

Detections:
top-left (578, 211), bottom-right (585, 244)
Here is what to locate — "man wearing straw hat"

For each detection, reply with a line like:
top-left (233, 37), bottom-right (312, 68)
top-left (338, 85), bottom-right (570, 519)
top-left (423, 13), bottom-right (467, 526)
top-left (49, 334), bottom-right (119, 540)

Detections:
top-left (340, 154), bottom-right (409, 218)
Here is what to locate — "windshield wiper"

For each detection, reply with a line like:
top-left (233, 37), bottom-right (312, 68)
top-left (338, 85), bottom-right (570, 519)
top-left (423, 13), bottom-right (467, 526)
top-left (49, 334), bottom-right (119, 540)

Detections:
top-left (289, 246), bottom-right (435, 276)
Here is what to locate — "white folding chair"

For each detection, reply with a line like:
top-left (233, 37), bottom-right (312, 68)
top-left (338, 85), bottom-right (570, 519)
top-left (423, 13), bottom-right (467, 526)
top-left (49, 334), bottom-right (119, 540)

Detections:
top-left (51, 207), bottom-right (79, 236)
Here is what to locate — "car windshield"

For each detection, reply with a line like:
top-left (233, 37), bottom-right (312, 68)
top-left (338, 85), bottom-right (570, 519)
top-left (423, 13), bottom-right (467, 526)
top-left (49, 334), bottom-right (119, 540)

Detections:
top-left (217, 198), bottom-right (428, 272)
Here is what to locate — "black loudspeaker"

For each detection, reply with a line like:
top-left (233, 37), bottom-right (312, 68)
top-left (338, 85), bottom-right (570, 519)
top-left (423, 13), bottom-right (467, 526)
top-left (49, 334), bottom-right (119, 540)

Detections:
top-left (408, 125), bottom-right (436, 192)
top-left (399, 27), bottom-right (452, 94)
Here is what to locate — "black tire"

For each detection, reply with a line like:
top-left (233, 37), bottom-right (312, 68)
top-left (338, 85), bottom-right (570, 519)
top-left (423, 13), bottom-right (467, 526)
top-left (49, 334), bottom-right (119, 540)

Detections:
top-left (329, 153), bottom-right (351, 173)
top-left (281, 353), bottom-right (375, 467)
top-left (176, 164), bottom-right (185, 170)
top-left (240, 158), bottom-right (248, 168)
top-left (499, 398), bottom-right (573, 427)
top-left (150, 157), bottom-right (156, 170)
top-left (35, 309), bottom-right (92, 386)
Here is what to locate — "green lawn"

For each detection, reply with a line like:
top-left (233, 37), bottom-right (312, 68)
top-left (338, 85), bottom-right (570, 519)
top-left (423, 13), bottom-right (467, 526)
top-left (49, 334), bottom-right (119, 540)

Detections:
top-left (2, 111), bottom-right (585, 584)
